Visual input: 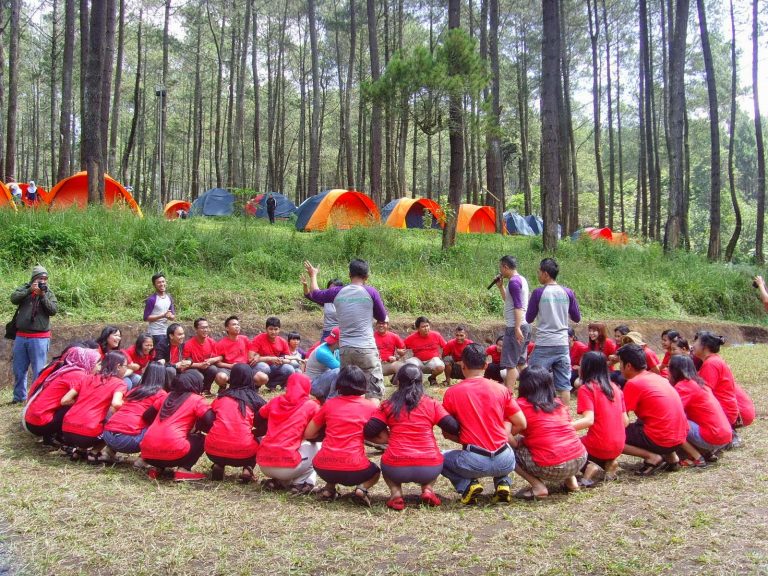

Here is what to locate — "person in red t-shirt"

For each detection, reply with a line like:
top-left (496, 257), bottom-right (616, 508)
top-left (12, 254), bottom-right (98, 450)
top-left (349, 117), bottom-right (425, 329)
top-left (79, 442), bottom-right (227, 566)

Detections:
top-left (693, 332), bottom-right (740, 426)
top-left (140, 371), bottom-right (210, 482)
top-left (442, 325), bottom-right (474, 386)
top-left (658, 329), bottom-right (680, 379)
top-left (374, 319), bottom-right (406, 379)
top-left (587, 322), bottom-right (617, 358)
top-left (618, 344), bottom-right (688, 475)
top-left (668, 355), bottom-right (732, 467)
top-left (511, 366), bottom-right (587, 499)
top-left (621, 332), bottom-right (661, 375)
top-left (257, 373), bottom-right (321, 494)
top-left (484, 335), bottom-right (505, 383)
top-left (364, 364), bottom-right (459, 510)
top-left (304, 366), bottom-right (380, 506)
top-left (441, 344), bottom-right (527, 505)
top-left (568, 328), bottom-right (589, 388)
top-left (124, 334), bottom-right (157, 388)
top-left (572, 352), bottom-right (628, 486)
top-left (204, 364), bottom-right (266, 483)
top-left (214, 316), bottom-right (260, 391)
top-left (404, 317), bottom-right (447, 386)
top-left (161, 323), bottom-right (193, 382)
top-left (103, 362), bottom-right (168, 462)
top-left (250, 317), bottom-right (295, 391)
top-left (96, 326), bottom-right (122, 358)
top-left (183, 317), bottom-right (223, 394)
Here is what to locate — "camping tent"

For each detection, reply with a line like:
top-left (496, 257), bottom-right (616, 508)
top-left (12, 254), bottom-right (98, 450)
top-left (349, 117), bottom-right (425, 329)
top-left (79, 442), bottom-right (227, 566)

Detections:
top-left (456, 204), bottom-right (497, 234)
top-left (381, 197), bottom-right (444, 229)
top-left (504, 211), bottom-right (534, 236)
top-left (525, 214), bottom-right (544, 235)
top-left (163, 200), bottom-right (191, 220)
top-left (18, 183), bottom-right (47, 206)
top-left (0, 182), bottom-right (18, 211)
top-left (295, 189), bottom-right (380, 231)
top-left (47, 171), bottom-right (142, 216)
top-left (246, 192), bottom-right (297, 219)
top-left (190, 188), bottom-right (235, 217)
top-left (572, 227), bottom-right (628, 245)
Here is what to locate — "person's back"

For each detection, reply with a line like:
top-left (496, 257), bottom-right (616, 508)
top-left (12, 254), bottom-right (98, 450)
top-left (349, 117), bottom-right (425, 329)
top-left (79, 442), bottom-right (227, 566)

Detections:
top-left (674, 378), bottom-right (732, 446)
top-left (205, 396), bottom-right (260, 458)
top-left (624, 370), bottom-right (687, 446)
top-left (104, 388), bottom-right (167, 436)
top-left (378, 395), bottom-right (445, 467)
top-left (527, 284), bottom-right (579, 346)
top-left (312, 395), bottom-right (377, 470)
top-left (576, 380), bottom-right (626, 460)
top-left (698, 353), bottom-right (738, 424)
top-left (141, 394), bottom-right (209, 461)
top-left (62, 374), bottom-right (127, 438)
top-left (258, 394), bottom-right (320, 467)
top-left (25, 369), bottom-right (88, 427)
top-left (517, 398), bottom-right (584, 466)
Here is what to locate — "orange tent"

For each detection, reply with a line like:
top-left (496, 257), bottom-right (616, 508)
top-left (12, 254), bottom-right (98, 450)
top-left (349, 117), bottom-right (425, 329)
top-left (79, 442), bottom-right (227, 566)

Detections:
top-left (164, 200), bottom-right (191, 220)
top-left (456, 204), bottom-right (496, 234)
top-left (295, 189), bottom-right (379, 231)
top-left (382, 197), bottom-right (445, 229)
top-left (0, 182), bottom-right (18, 211)
top-left (583, 227), bottom-right (628, 245)
top-left (47, 171), bottom-right (143, 217)
top-left (18, 183), bottom-right (48, 206)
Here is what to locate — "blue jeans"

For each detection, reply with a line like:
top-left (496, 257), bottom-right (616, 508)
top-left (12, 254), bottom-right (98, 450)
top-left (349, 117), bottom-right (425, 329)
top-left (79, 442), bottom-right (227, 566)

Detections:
top-left (255, 362), bottom-right (295, 390)
top-left (103, 429), bottom-right (146, 454)
top-left (687, 420), bottom-right (728, 453)
top-left (441, 446), bottom-right (516, 494)
top-left (310, 368), bottom-right (340, 402)
top-left (12, 336), bottom-right (50, 402)
top-left (528, 345), bottom-right (572, 391)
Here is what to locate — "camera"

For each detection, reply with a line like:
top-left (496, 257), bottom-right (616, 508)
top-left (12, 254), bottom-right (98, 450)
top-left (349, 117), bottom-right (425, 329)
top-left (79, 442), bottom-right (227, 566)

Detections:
top-left (38, 281), bottom-right (48, 293)
top-left (754, 280), bottom-right (759, 289)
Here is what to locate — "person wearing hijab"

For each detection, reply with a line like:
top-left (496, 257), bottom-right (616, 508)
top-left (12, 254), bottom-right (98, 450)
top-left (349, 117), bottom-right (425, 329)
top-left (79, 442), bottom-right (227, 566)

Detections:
top-left (256, 373), bottom-right (321, 494)
top-left (139, 370), bottom-right (210, 481)
top-left (203, 364), bottom-right (265, 483)
top-left (26, 180), bottom-right (38, 203)
top-left (22, 347), bottom-right (101, 446)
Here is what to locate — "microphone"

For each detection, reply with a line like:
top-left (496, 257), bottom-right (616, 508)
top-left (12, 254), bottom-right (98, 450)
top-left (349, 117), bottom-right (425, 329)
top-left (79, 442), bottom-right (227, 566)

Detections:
top-left (487, 275), bottom-right (502, 290)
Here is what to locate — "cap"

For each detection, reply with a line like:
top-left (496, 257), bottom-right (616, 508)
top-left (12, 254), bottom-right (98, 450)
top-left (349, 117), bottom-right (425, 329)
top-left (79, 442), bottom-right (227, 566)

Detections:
top-left (31, 265), bottom-right (48, 282)
top-left (325, 327), bottom-right (340, 345)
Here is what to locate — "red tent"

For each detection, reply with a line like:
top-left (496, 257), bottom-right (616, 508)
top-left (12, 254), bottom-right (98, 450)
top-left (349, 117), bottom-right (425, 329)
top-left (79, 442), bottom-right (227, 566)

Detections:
top-left (164, 200), bottom-right (191, 220)
top-left (48, 171), bottom-right (143, 217)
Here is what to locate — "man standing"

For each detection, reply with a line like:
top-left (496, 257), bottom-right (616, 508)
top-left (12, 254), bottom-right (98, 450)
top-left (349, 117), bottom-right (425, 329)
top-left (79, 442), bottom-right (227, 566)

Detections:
top-left (143, 272), bottom-right (175, 360)
top-left (525, 258), bottom-right (581, 404)
top-left (303, 259), bottom-right (387, 401)
top-left (10, 265), bottom-right (58, 403)
top-left (494, 255), bottom-right (530, 390)
top-left (266, 193), bottom-right (277, 224)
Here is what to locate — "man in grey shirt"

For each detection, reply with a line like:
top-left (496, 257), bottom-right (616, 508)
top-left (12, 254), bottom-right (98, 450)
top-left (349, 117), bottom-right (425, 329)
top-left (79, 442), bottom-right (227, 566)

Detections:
top-left (525, 258), bottom-right (581, 403)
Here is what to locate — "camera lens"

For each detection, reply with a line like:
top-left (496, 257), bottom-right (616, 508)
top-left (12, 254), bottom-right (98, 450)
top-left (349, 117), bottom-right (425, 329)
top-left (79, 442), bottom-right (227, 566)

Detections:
top-left (753, 281), bottom-right (759, 289)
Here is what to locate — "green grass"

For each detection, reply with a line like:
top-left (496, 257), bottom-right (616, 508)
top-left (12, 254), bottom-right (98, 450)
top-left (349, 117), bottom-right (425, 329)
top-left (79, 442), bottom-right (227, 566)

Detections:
top-left (0, 345), bottom-right (766, 575)
top-left (0, 207), bottom-right (765, 326)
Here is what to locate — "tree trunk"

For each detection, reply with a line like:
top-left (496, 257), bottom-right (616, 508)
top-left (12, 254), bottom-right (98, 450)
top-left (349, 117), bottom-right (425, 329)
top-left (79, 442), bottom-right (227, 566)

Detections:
top-left (120, 7), bottom-right (141, 184)
top-left (252, 7), bottom-right (261, 192)
top-left (56, 0), bottom-right (75, 182)
top-left (640, 0), bottom-right (658, 240)
top-left (367, 0), bottom-right (382, 204)
top-left (107, 0), bottom-right (124, 175)
top-left (752, 0), bottom-right (765, 264)
top-left (541, 0), bottom-right (561, 251)
top-left (600, 0), bottom-right (615, 228)
top-left (233, 0), bottom-right (251, 188)
top-left (486, 0), bottom-right (504, 231)
top-left (49, 0), bottom-right (59, 177)
top-left (344, 0), bottom-right (356, 189)
top-left (516, 32), bottom-right (532, 215)
top-left (85, 0), bottom-right (107, 203)
top-left (616, 24), bottom-right (625, 232)
top-left (442, 0), bottom-right (463, 250)
top-left (0, 9), bottom-right (5, 180)
top-left (99, 0), bottom-right (116, 197)
top-left (79, 0), bottom-right (89, 170)
top-left (191, 16), bottom-right (202, 200)
top-left (308, 0), bottom-right (321, 197)
top-left (160, 0), bottom-right (171, 202)
top-left (724, 0), bottom-right (741, 262)
top-left (558, 0), bottom-right (573, 236)
top-left (587, 0), bottom-right (606, 227)
top-left (4, 0), bottom-right (20, 180)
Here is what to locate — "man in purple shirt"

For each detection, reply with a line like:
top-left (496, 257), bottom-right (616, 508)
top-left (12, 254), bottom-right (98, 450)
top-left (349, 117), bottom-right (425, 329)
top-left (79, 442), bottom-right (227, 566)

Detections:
top-left (303, 258), bottom-right (387, 402)
top-left (525, 258), bottom-right (581, 403)
top-left (143, 272), bottom-right (176, 360)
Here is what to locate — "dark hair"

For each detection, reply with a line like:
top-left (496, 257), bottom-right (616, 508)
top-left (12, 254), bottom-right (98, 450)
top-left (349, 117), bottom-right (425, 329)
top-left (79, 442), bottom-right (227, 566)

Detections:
top-left (616, 343), bottom-right (647, 371)
top-left (225, 315), bottom-right (239, 328)
top-left (80, 339), bottom-right (100, 349)
top-left (614, 325), bottom-right (631, 336)
top-left (386, 364), bottom-right (424, 419)
top-left (151, 272), bottom-right (165, 285)
top-left (96, 326), bottom-right (121, 354)
top-left (265, 316), bottom-right (281, 329)
top-left (100, 351), bottom-right (128, 380)
top-left (668, 355), bottom-right (707, 387)
top-left (499, 255), bottom-right (518, 270)
top-left (539, 257), bottom-right (559, 280)
top-left (415, 316), bottom-right (430, 328)
top-left (587, 322), bottom-right (608, 350)
top-left (134, 334), bottom-right (154, 358)
top-left (579, 351), bottom-right (614, 401)
top-left (495, 334), bottom-right (503, 345)
top-left (518, 366), bottom-right (558, 412)
top-left (220, 364), bottom-right (264, 417)
top-left (166, 322), bottom-right (183, 340)
top-left (327, 278), bottom-right (344, 288)
top-left (335, 365), bottom-right (368, 396)
top-left (567, 327), bottom-right (576, 338)
top-left (193, 317), bottom-right (208, 329)
top-left (672, 336), bottom-right (690, 351)
top-left (462, 343), bottom-right (488, 370)
top-left (127, 362), bottom-right (167, 400)
top-left (286, 331), bottom-right (301, 342)
top-left (661, 329), bottom-right (680, 340)
top-left (455, 325), bottom-right (467, 333)
top-left (695, 331), bottom-right (725, 353)
top-left (349, 259), bottom-right (370, 279)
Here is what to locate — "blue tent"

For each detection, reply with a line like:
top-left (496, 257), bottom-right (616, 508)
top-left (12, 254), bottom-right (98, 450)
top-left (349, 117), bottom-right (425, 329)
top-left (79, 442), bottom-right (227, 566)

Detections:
top-left (190, 188), bottom-right (235, 216)
top-left (250, 192), bottom-right (297, 219)
top-left (295, 190), bottom-right (331, 231)
top-left (525, 214), bottom-right (544, 235)
top-left (381, 198), bottom-right (443, 229)
top-left (504, 211), bottom-right (535, 236)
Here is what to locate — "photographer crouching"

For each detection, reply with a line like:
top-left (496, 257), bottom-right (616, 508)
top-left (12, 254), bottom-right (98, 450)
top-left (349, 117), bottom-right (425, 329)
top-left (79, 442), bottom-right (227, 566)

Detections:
top-left (8, 265), bottom-right (58, 404)
top-left (755, 276), bottom-right (768, 313)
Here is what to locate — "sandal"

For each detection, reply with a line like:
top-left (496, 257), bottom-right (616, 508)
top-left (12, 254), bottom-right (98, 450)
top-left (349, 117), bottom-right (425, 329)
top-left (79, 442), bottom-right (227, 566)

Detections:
top-left (513, 488), bottom-right (546, 501)
top-left (577, 477), bottom-right (596, 489)
top-left (353, 486), bottom-right (372, 507)
top-left (239, 466), bottom-right (254, 484)
top-left (420, 488), bottom-right (441, 507)
top-left (680, 457), bottom-right (707, 468)
top-left (635, 459), bottom-right (667, 476)
top-left (386, 496), bottom-right (406, 511)
top-left (260, 478), bottom-right (282, 491)
top-left (318, 486), bottom-right (340, 502)
top-left (289, 482), bottom-right (316, 496)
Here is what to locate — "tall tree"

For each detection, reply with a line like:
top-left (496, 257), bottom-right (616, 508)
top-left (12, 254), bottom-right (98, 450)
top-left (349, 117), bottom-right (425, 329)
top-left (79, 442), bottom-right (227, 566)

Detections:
top-left (160, 0), bottom-right (171, 201)
top-left (57, 0), bottom-right (75, 182)
top-left (50, 0), bottom-right (59, 176)
top-left (120, 7), bottom-right (141, 184)
top-left (344, 0), bottom-right (357, 189)
top-left (84, 0), bottom-right (107, 203)
top-left (753, 0), bottom-right (765, 265)
top-left (99, 0), bottom-right (116, 195)
top-left (587, 0), bottom-right (605, 227)
top-left (108, 0), bottom-right (125, 174)
top-left (541, 0), bottom-right (561, 251)
top-left (4, 0), bottom-right (20, 180)
top-left (486, 0), bottom-right (504, 231)
top-left (367, 0), bottom-right (382, 204)
top-left (308, 0), bottom-right (321, 197)
top-left (724, 0), bottom-right (741, 262)
top-left (601, 0), bottom-right (615, 228)
top-left (79, 0), bottom-right (88, 170)
top-left (233, 0), bottom-right (251, 187)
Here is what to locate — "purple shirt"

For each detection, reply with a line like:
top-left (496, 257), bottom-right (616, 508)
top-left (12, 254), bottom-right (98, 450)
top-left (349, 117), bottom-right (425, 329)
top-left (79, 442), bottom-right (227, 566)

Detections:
top-left (307, 284), bottom-right (387, 349)
top-left (525, 284), bottom-right (580, 347)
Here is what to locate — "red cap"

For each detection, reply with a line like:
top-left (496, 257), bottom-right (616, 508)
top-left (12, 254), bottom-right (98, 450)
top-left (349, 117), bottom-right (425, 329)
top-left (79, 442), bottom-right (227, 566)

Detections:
top-left (325, 327), bottom-right (340, 345)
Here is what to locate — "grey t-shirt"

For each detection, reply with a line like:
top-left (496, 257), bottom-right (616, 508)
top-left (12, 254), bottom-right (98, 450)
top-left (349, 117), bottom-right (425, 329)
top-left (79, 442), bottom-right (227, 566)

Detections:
top-left (525, 284), bottom-right (581, 347)
top-left (504, 274), bottom-right (529, 327)
top-left (307, 283), bottom-right (387, 349)
top-left (147, 294), bottom-right (172, 336)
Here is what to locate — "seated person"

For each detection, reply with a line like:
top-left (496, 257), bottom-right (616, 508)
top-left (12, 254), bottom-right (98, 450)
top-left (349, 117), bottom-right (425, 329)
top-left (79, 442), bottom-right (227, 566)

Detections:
top-left (511, 366), bottom-right (588, 499)
top-left (441, 344), bottom-right (526, 505)
top-left (587, 322), bottom-right (617, 357)
top-left (162, 323), bottom-right (192, 381)
top-left (442, 325), bottom-right (474, 387)
top-left (364, 364), bottom-right (458, 510)
top-left (659, 329), bottom-right (680, 378)
top-left (618, 344), bottom-right (688, 475)
top-left (304, 366), bottom-right (380, 506)
top-left (620, 332), bottom-right (661, 375)
top-left (484, 335), bottom-right (505, 383)
top-left (257, 373), bottom-right (321, 494)
top-left (305, 328), bottom-right (341, 402)
top-left (568, 328), bottom-right (589, 387)
top-left (250, 317), bottom-right (295, 391)
top-left (215, 316), bottom-right (263, 390)
top-left (96, 326), bottom-right (122, 358)
top-left (374, 319), bottom-right (406, 379)
top-left (284, 332), bottom-right (307, 371)
top-left (404, 316), bottom-right (447, 386)
top-left (183, 317), bottom-right (223, 394)
top-left (670, 336), bottom-right (702, 369)
top-left (124, 333), bottom-right (157, 389)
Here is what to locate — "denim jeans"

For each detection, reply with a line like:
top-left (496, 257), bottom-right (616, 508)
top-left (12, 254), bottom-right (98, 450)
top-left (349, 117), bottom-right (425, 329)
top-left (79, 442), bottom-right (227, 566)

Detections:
top-left (528, 345), bottom-right (572, 391)
top-left (255, 362), bottom-right (295, 390)
top-left (103, 429), bottom-right (146, 454)
top-left (687, 420), bottom-right (728, 453)
top-left (441, 446), bottom-right (516, 494)
top-left (12, 336), bottom-right (50, 402)
top-left (310, 368), bottom-right (340, 402)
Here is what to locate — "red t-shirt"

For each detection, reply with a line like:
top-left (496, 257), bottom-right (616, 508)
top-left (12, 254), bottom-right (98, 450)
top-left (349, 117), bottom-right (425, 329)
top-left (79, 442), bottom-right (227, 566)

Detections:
top-left (518, 398), bottom-right (586, 466)
top-left (250, 333), bottom-right (291, 364)
top-left (674, 379), bottom-right (733, 446)
top-left (257, 398), bottom-right (321, 468)
top-left (404, 331), bottom-right (447, 362)
top-left (215, 335), bottom-right (251, 365)
top-left (644, 347), bottom-right (660, 371)
top-left (104, 390), bottom-right (168, 436)
top-left (169, 344), bottom-right (184, 365)
top-left (25, 370), bottom-right (89, 427)
top-left (734, 383), bottom-right (755, 426)
top-left (62, 375), bottom-right (128, 438)
top-left (311, 395), bottom-right (377, 471)
top-left (623, 371), bottom-right (688, 447)
top-left (372, 396), bottom-right (449, 467)
top-left (374, 331), bottom-right (405, 361)
top-left (486, 345), bottom-right (502, 364)
top-left (443, 338), bottom-right (474, 360)
top-left (527, 342), bottom-right (536, 356)
top-left (124, 345), bottom-right (155, 375)
top-left (183, 336), bottom-right (219, 363)
top-left (204, 396), bottom-right (259, 459)
top-left (442, 377), bottom-right (521, 451)
top-left (576, 381), bottom-right (626, 460)
top-left (698, 354), bottom-right (739, 425)
top-left (570, 341), bottom-right (589, 367)
top-left (140, 394), bottom-right (210, 461)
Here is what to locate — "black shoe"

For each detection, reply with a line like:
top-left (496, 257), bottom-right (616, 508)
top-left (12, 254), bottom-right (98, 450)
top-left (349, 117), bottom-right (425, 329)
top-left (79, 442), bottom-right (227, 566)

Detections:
top-left (460, 480), bottom-right (483, 505)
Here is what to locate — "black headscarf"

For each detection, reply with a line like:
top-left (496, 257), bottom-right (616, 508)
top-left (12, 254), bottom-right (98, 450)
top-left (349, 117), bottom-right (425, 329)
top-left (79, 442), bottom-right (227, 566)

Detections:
top-left (219, 363), bottom-right (265, 417)
top-left (159, 370), bottom-right (204, 420)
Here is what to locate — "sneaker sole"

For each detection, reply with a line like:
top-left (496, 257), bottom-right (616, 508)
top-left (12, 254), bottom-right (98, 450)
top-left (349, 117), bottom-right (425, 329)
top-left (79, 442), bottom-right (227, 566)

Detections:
top-left (461, 485), bottom-right (484, 505)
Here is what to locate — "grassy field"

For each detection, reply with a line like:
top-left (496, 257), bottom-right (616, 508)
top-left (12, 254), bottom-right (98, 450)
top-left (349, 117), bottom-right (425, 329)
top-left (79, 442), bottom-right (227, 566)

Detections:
top-left (0, 344), bottom-right (765, 576)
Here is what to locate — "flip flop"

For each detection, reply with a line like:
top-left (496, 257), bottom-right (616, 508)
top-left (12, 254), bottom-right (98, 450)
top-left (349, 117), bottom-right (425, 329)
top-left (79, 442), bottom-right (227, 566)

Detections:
top-left (513, 488), bottom-right (546, 501)
top-left (318, 486), bottom-right (340, 502)
top-left (353, 487), bottom-right (372, 507)
top-left (386, 496), bottom-right (406, 511)
top-left (635, 459), bottom-right (667, 476)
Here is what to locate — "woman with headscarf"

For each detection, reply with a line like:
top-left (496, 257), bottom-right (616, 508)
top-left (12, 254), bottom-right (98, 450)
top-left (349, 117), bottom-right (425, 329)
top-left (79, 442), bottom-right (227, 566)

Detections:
top-left (139, 370), bottom-right (209, 482)
top-left (23, 347), bottom-right (102, 446)
top-left (256, 373), bottom-right (321, 494)
top-left (203, 364), bottom-right (265, 483)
